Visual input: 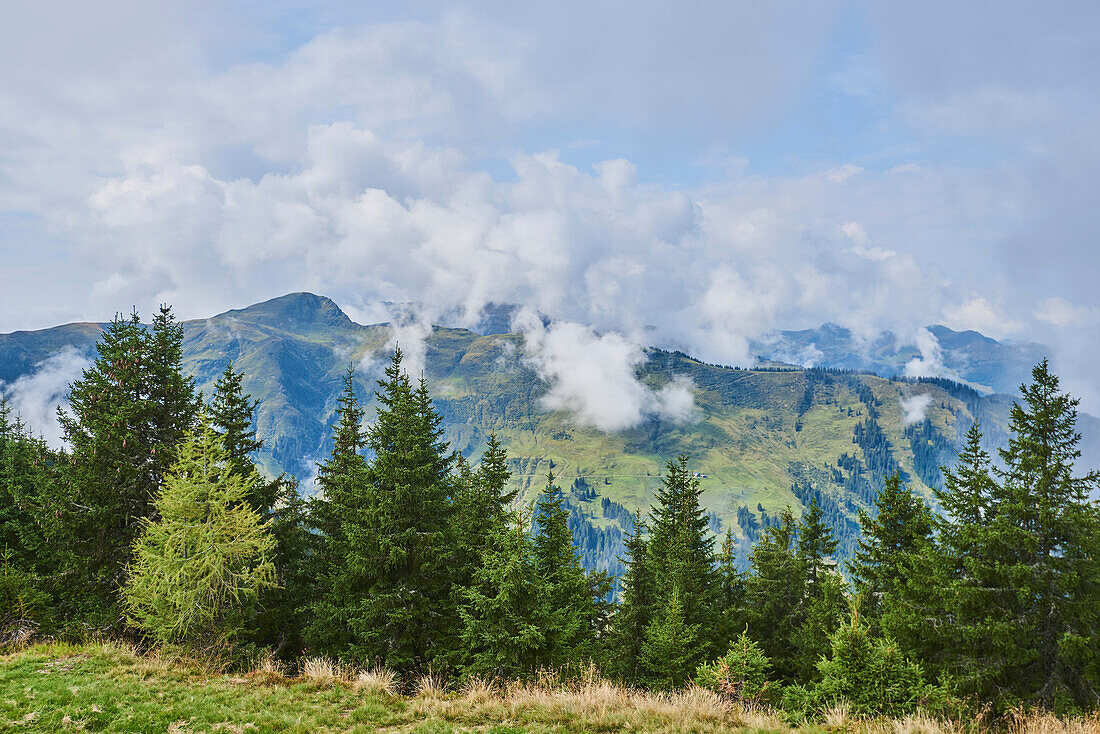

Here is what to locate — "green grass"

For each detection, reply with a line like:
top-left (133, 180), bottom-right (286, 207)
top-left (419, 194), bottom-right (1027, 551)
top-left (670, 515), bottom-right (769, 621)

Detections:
top-left (0, 641), bottom-right (813, 733)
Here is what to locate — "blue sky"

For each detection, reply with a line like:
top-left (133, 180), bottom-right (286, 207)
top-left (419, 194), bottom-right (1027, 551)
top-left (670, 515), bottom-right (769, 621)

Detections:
top-left (1, 1), bottom-right (1099, 408)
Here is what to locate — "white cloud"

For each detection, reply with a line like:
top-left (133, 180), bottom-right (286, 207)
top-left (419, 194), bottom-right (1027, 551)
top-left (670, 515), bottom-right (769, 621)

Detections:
top-left (513, 310), bottom-right (696, 432)
top-left (1035, 297), bottom-right (1100, 328)
top-left (3, 347), bottom-right (91, 449)
top-left (942, 297), bottom-right (1024, 338)
top-left (903, 327), bottom-right (947, 378)
top-left (900, 393), bottom-right (933, 425)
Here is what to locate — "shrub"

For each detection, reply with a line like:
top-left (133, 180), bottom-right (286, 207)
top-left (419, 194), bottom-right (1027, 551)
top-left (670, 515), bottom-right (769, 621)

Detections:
top-left (695, 630), bottom-right (773, 705)
top-left (0, 552), bottom-right (50, 648)
top-left (782, 610), bottom-right (957, 721)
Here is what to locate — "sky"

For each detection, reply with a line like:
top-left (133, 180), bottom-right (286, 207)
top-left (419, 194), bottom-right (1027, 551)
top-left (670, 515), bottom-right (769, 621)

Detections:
top-left (2, 1), bottom-right (1100, 414)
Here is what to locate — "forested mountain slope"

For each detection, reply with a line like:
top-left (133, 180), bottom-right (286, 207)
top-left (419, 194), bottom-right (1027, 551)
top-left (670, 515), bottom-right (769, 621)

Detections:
top-left (0, 293), bottom-right (1063, 572)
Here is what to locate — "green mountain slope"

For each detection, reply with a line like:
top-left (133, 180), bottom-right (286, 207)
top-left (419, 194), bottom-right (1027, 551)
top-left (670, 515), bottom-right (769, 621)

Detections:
top-left (0, 293), bottom-right (1033, 571)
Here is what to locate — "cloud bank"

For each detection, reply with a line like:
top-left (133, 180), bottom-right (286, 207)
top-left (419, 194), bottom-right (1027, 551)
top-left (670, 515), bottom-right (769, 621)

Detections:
top-left (1, 347), bottom-right (91, 449)
top-left (1, 2), bottom-right (1099, 415)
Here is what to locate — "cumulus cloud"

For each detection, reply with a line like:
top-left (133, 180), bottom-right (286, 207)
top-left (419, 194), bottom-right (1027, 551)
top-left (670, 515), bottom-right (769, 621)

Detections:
top-left (900, 393), bottom-right (933, 425)
top-left (513, 310), bottom-right (696, 431)
top-left (942, 297), bottom-right (1024, 338)
top-left (1, 2), bottom-right (1099, 414)
top-left (2, 347), bottom-right (91, 449)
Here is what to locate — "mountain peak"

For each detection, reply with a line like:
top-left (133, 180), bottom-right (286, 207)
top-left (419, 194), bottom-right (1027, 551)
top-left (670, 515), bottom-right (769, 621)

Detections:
top-left (212, 292), bottom-right (354, 330)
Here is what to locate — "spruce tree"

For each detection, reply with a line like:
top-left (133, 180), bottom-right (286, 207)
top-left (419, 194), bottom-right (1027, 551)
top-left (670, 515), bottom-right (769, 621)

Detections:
top-left (58, 307), bottom-right (197, 621)
top-left (145, 305), bottom-right (200, 486)
top-left (0, 401), bottom-right (55, 629)
top-left (639, 586), bottom-right (701, 690)
top-left (533, 471), bottom-right (596, 668)
top-left (208, 361), bottom-right (275, 514)
top-left (848, 472), bottom-right (933, 620)
top-left (743, 507), bottom-right (805, 682)
top-left (798, 495), bottom-right (838, 601)
top-left (459, 510), bottom-right (545, 679)
top-left (608, 510), bottom-right (655, 682)
top-left (791, 498), bottom-right (846, 681)
top-left (123, 415), bottom-right (275, 646)
top-left (987, 361), bottom-right (1100, 709)
top-left (305, 367), bottom-right (369, 653)
top-left (344, 350), bottom-right (458, 672)
top-left (716, 526), bottom-right (745, 647)
top-left (646, 455), bottom-right (718, 660)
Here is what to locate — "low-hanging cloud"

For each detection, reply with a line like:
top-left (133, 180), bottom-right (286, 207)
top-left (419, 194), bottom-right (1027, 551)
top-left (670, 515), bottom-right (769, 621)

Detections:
top-left (900, 393), bottom-right (933, 425)
top-left (2, 347), bottom-right (91, 449)
top-left (513, 309), bottom-right (696, 432)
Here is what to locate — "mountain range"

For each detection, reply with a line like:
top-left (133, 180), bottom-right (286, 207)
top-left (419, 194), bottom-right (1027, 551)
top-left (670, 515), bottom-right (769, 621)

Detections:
top-left (0, 292), bottom-right (1090, 571)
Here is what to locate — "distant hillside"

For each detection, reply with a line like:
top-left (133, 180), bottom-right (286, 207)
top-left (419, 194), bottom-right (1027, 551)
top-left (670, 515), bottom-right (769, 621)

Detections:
top-left (752, 322), bottom-right (1047, 395)
top-left (0, 292), bottom-right (1075, 574)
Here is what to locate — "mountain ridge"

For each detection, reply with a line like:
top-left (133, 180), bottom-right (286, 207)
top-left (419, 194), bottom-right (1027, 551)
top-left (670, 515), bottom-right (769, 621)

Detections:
top-left (0, 292), bottom-right (1087, 572)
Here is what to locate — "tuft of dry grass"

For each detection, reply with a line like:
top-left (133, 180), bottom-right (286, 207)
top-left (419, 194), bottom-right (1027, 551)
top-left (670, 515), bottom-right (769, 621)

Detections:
top-left (299, 655), bottom-right (343, 683)
top-left (1009, 710), bottom-right (1100, 734)
top-left (415, 667), bottom-right (447, 698)
top-left (460, 675), bottom-right (497, 703)
top-left (354, 666), bottom-right (399, 696)
top-left (245, 650), bottom-right (289, 686)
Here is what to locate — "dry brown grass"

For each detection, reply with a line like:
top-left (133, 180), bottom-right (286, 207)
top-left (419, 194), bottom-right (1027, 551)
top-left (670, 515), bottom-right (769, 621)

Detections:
top-left (415, 667), bottom-right (448, 698)
top-left (299, 655), bottom-right (346, 683)
top-left (354, 666), bottom-right (399, 696)
top-left (1008, 710), bottom-right (1100, 734)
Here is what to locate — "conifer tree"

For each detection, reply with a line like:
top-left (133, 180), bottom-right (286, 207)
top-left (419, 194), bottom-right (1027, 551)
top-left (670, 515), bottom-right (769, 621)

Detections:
top-left (716, 526), bottom-right (745, 646)
top-left (305, 367), bottom-right (369, 653)
top-left (0, 400), bottom-right (52, 572)
top-left (848, 472), bottom-right (933, 620)
top-left (452, 434), bottom-right (515, 592)
top-left (145, 305), bottom-right (200, 484)
top-left (744, 507), bottom-right (805, 682)
top-left (123, 415), bottom-right (275, 646)
top-left (533, 471), bottom-right (596, 668)
top-left (344, 350), bottom-right (458, 671)
top-left (608, 510), bottom-right (655, 682)
top-left (459, 510), bottom-right (545, 679)
top-left (0, 401), bottom-right (55, 628)
top-left (639, 586), bottom-right (701, 690)
top-left (58, 307), bottom-right (197, 620)
top-left (798, 495), bottom-right (838, 601)
top-left (791, 498), bottom-right (846, 681)
top-left (985, 361), bottom-right (1100, 709)
top-left (646, 455), bottom-right (718, 659)
top-left (208, 361), bottom-right (275, 514)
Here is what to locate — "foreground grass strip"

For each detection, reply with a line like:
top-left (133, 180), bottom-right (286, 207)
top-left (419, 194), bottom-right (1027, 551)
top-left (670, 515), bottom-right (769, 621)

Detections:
top-left (1, 642), bottom-right (792, 733)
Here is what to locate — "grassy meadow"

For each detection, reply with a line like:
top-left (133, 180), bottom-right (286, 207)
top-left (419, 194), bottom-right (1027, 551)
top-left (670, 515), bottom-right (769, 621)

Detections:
top-left (1, 640), bottom-right (1097, 734)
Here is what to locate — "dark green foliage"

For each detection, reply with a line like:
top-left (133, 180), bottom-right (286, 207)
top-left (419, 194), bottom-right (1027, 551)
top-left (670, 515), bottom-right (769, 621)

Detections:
top-left (57, 308), bottom-right (198, 622)
top-left (639, 588), bottom-right (700, 690)
top-left (888, 362), bottom-right (1100, 713)
top-left (646, 455), bottom-right (719, 663)
top-left (459, 511), bottom-right (545, 679)
top-left (208, 361), bottom-right (277, 515)
top-left (304, 367), bottom-right (370, 654)
top-left (0, 401), bottom-right (53, 581)
top-left (607, 511), bottom-right (654, 681)
top-left (343, 351), bottom-right (458, 672)
top-left (695, 630), bottom-right (773, 704)
top-left (533, 472), bottom-right (596, 668)
top-left (715, 526), bottom-right (745, 646)
top-left (785, 608), bottom-right (944, 720)
top-left (848, 472), bottom-right (933, 621)
top-left (744, 508), bottom-right (804, 682)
